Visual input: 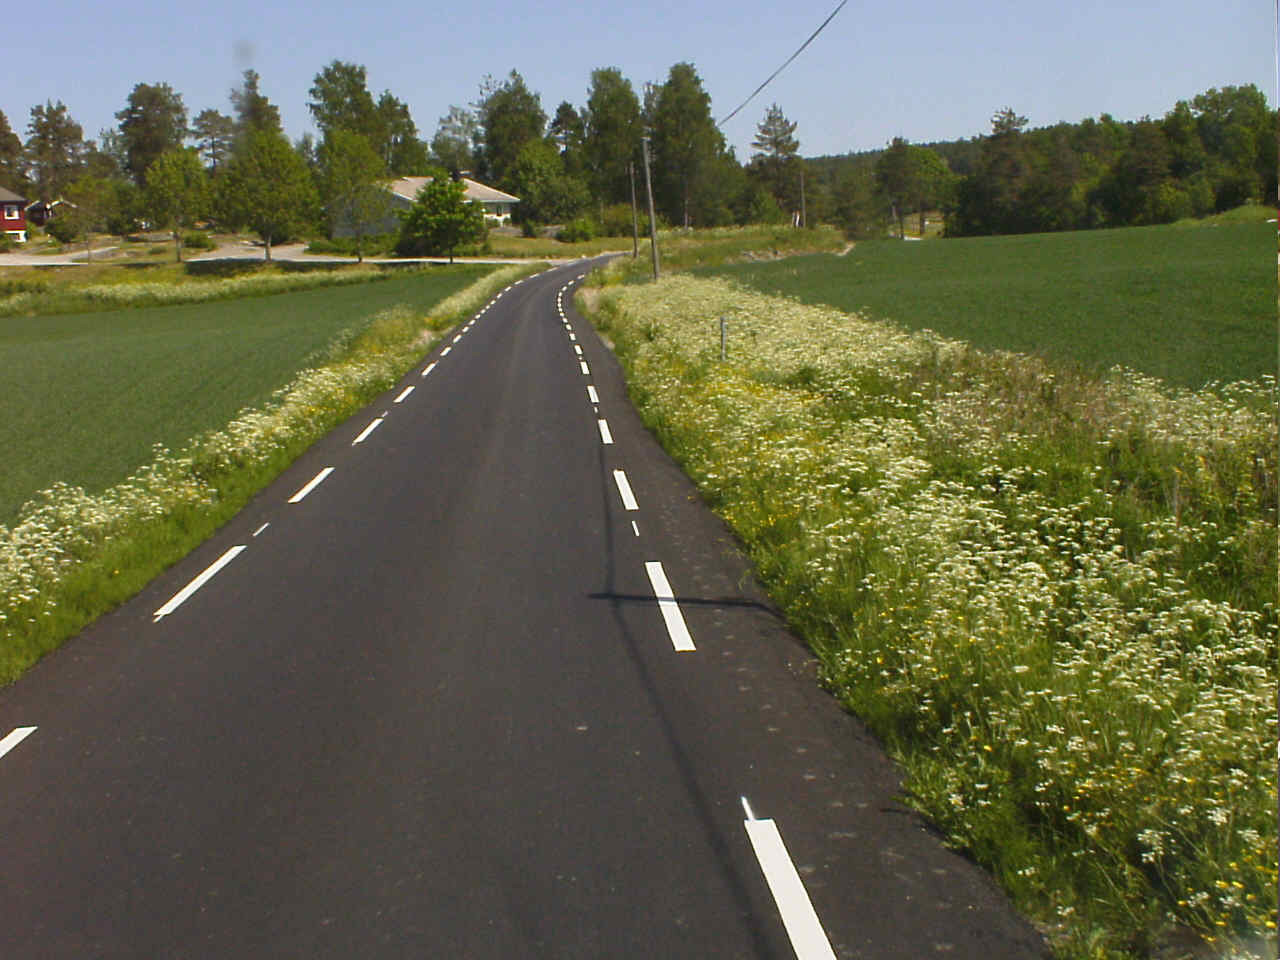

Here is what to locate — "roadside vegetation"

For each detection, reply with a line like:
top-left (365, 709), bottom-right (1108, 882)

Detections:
top-left (580, 264), bottom-right (1276, 958)
top-left (703, 216), bottom-right (1275, 388)
top-left (0, 263), bottom-right (532, 685)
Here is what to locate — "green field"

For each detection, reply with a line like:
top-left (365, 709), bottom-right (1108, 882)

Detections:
top-left (703, 221), bottom-right (1276, 389)
top-left (0, 266), bottom-right (493, 520)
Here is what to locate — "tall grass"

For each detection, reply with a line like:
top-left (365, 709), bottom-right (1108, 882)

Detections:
top-left (583, 268), bottom-right (1277, 958)
top-left (0, 263), bottom-right (536, 685)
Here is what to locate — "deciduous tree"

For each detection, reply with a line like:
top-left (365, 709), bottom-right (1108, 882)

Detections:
top-left (146, 147), bottom-right (210, 261)
top-left (583, 68), bottom-right (641, 206)
top-left (56, 175), bottom-right (119, 260)
top-left (215, 130), bottom-right (317, 260)
top-left (319, 129), bottom-right (390, 262)
top-left (396, 176), bottom-right (484, 262)
top-left (650, 62), bottom-right (723, 227)
top-left (431, 105), bottom-right (478, 175)
top-left (507, 138), bottom-right (589, 225)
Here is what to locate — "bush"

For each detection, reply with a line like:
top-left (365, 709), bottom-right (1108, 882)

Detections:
top-left (558, 217), bottom-right (597, 243)
top-left (306, 234), bottom-right (397, 257)
top-left (600, 203), bottom-right (650, 238)
top-left (0, 234), bottom-right (13, 253)
top-left (46, 218), bottom-right (78, 244)
top-left (181, 231), bottom-right (216, 251)
top-left (521, 220), bottom-right (539, 238)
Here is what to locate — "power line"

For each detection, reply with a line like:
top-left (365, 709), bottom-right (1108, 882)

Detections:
top-left (716, 0), bottom-right (849, 128)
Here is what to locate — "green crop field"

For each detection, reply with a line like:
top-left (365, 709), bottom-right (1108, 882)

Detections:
top-left (0, 265), bottom-right (494, 521)
top-left (703, 220), bottom-right (1276, 389)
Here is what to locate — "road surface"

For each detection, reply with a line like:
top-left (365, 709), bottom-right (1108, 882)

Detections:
top-left (0, 258), bottom-right (1048, 958)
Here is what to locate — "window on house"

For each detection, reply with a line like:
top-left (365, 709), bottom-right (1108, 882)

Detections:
top-left (2, 205), bottom-right (18, 220)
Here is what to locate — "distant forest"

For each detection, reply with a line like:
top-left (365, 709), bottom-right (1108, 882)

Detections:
top-left (805, 83), bottom-right (1277, 238)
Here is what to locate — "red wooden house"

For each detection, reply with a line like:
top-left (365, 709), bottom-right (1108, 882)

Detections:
top-left (1, 187), bottom-right (27, 242)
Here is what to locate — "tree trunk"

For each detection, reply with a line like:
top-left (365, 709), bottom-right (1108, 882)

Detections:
top-left (265, 234), bottom-right (272, 261)
top-left (174, 230), bottom-right (183, 263)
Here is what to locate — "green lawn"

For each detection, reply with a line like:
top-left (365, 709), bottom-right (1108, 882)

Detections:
top-left (1, 266), bottom-right (494, 520)
top-left (703, 221), bottom-right (1276, 389)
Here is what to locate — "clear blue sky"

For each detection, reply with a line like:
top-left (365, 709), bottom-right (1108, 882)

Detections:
top-left (4, 0), bottom-right (1275, 163)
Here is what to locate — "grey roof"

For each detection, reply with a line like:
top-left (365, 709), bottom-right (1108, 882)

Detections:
top-left (386, 176), bottom-right (519, 205)
top-left (0, 186), bottom-right (26, 204)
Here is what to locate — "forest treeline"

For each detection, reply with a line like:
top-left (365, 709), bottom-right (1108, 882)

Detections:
top-left (0, 62), bottom-right (1273, 249)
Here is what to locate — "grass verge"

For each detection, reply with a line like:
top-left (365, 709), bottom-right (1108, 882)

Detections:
top-left (702, 220), bottom-right (1275, 389)
top-left (0, 262), bottom-right (538, 686)
top-left (580, 267), bottom-right (1277, 958)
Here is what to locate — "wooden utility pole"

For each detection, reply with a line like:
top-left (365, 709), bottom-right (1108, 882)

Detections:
top-left (641, 136), bottom-right (660, 280)
top-left (629, 160), bottom-right (639, 259)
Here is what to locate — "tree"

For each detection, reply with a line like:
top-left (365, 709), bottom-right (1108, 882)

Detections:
top-left (431, 105), bottom-right (478, 174)
top-left (318, 129), bottom-right (390, 262)
top-left (375, 91), bottom-right (428, 175)
top-left (115, 82), bottom-right (188, 186)
top-left (0, 110), bottom-right (26, 191)
top-left (308, 60), bottom-right (379, 142)
top-left (55, 175), bottom-right (119, 260)
top-left (748, 103), bottom-right (801, 213)
top-left (875, 137), bottom-right (913, 237)
top-left (25, 101), bottom-right (86, 199)
top-left (650, 63), bottom-right (724, 227)
top-left (474, 70), bottom-right (547, 187)
top-left (583, 68), bottom-right (641, 206)
top-left (548, 101), bottom-right (586, 176)
top-left (507, 138), bottom-right (590, 224)
top-left (396, 176), bottom-right (485, 262)
top-left (230, 70), bottom-right (283, 143)
top-left (145, 147), bottom-right (209, 261)
top-left (215, 130), bottom-right (318, 259)
top-left (191, 109), bottom-right (236, 173)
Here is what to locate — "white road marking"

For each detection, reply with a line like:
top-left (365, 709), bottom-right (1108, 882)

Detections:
top-left (613, 470), bottom-right (638, 510)
top-left (154, 545), bottom-right (246, 622)
top-left (352, 416), bottom-right (384, 445)
top-left (289, 467), bottom-right (334, 503)
top-left (598, 419), bottom-right (614, 444)
top-left (574, 345), bottom-right (583, 356)
top-left (644, 561), bottom-right (695, 651)
top-left (587, 386), bottom-right (599, 404)
top-left (453, 333), bottom-right (462, 344)
top-left (569, 332), bottom-right (577, 341)
top-left (440, 346), bottom-right (452, 356)
top-left (743, 810), bottom-right (838, 960)
top-left (0, 727), bottom-right (37, 762)
top-left (393, 385), bottom-right (415, 404)
top-left (422, 362), bottom-right (437, 377)
top-left (632, 521), bottom-right (640, 537)
top-left (742, 796), bottom-right (757, 820)
top-left (253, 523), bottom-right (270, 537)
top-left (580, 361), bottom-right (590, 375)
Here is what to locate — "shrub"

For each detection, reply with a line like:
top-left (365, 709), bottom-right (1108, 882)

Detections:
top-left (46, 218), bottom-right (78, 244)
top-left (599, 203), bottom-right (649, 238)
top-left (181, 231), bottom-right (216, 251)
top-left (558, 217), bottom-right (597, 243)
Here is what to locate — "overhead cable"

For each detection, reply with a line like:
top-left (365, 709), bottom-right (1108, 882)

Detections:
top-left (716, 0), bottom-right (849, 128)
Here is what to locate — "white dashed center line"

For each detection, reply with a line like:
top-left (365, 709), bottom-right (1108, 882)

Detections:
top-left (644, 561), bottom-right (695, 651)
top-left (441, 346), bottom-right (452, 356)
top-left (154, 545), bottom-right (246, 622)
top-left (289, 467), bottom-right (334, 503)
top-left (742, 802), bottom-right (838, 960)
top-left (352, 416), bottom-right (384, 445)
top-left (0, 726), bottom-right (37, 762)
top-left (587, 385), bottom-right (599, 404)
top-left (613, 470), bottom-right (638, 510)
top-left (422, 362), bottom-right (437, 377)
top-left (597, 419), bottom-right (614, 445)
top-left (580, 361), bottom-right (590, 375)
top-left (393, 385), bottom-right (415, 404)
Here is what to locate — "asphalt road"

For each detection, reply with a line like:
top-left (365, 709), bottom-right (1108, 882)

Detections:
top-left (0, 258), bottom-right (1049, 958)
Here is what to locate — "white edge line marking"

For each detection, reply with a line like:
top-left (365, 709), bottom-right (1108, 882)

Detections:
top-left (580, 361), bottom-right (590, 375)
top-left (0, 727), bottom-right (37, 762)
top-left (613, 470), bottom-right (639, 510)
top-left (587, 386), bottom-right (599, 403)
top-left (154, 545), bottom-right (246, 621)
top-left (288, 466), bottom-right (334, 503)
top-left (422, 362), bottom-right (437, 377)
top-left (644, 561), bottom-right (695, 651)
top-left (253, 523), bottom-right (270, 537)
top-left (744, 817), bottom-right (839, 960)
top-left (352, 417), bottom-right (383, 445)
top-left (393, 385), bottom-right (415, 404)
top-left (598, 419), bottom-right (614, 445)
